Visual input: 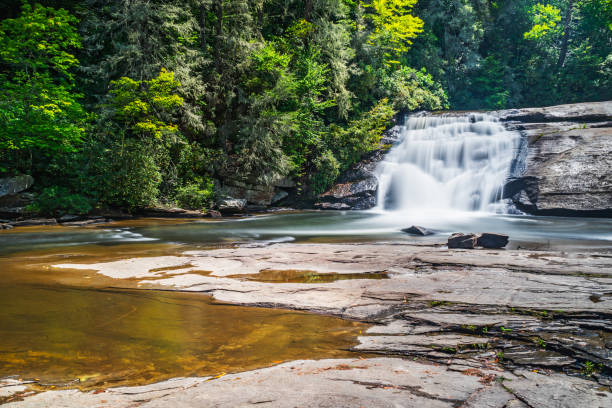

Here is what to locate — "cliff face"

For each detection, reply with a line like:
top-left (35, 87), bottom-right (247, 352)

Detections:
top-left (316, 101), bottom-right (612, 217)
top-left (497, 102), bottom-right (612, 217)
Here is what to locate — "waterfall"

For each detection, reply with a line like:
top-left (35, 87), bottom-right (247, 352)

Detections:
top-left (375, 113), bottom-right (520, 213)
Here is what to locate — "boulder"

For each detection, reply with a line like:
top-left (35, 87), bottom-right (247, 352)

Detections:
top-left (217, 198), bottom-right (247, 213)
top-left (0, 175), bottom-right (34, 197)
top-left (207, 209), bottom-right (222, 218)
top-left (401, 225), bottom-right (433, 236)
top-left (0, 223), bottom-right (13, 230)
top-left (448, 233), bottom-right (478, 249)
top-left (219, 183), bottom-right (276, 206)
top-left (477, 233), bottom-right (509, 248)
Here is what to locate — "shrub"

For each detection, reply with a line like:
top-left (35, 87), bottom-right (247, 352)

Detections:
top-left (174, 179), bottom-right (215, 210)
top-left (28, 186), bottom-right (92, 216)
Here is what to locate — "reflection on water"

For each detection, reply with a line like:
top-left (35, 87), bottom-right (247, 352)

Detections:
top-left (0, 241), bottom-right (366, 390)
top-left (0, 283), bottom-right (365, 390)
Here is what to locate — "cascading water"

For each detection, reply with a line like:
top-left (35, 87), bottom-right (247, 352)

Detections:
top-left (375, 113), bottom-right (520, 213)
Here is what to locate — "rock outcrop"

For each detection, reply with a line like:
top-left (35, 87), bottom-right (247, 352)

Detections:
top-left (315, 125), bottom-right (400, 210)
top-left (317, 102), bottom-right (612, 216)
top-left (498, 101), bottom-right (612, 216)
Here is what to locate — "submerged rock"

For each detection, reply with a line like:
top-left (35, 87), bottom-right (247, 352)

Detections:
top-left (401, 225), bottom-right (433, 236)
top-left (477, 233), bottom-right (509, 248)
top-left (448, 233), bottom-right (478, 249)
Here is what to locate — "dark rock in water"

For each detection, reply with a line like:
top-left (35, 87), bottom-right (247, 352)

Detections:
top-left (58, 214), bottom-right (81, 222)
top-left (477, 233), bottom-right (509, 248)
top-left (401, 226), bottom-right (433, 236)
top-left (207, 209), bottom-right (222, 218)
top-left (137, 207), bottom-right (210, 218)
top-left (12, 218), bottom-right (57, 227)
top-left (448, 233), bottom-right (478, 249)
top-left (315, 202), bottom-right (351, 210)
top-left (217, 198), bottom-right (247, 214)
top-left (0, 223), bottom-right (13, 229)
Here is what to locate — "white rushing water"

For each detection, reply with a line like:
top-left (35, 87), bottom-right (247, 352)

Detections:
top-left (375, 113), bottom-right (520, 213)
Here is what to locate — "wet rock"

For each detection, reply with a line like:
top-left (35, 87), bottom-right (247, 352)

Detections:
top-left (314, 202), bottom-right (352, 210)
top-left (217, 198), bottom-right (247, 213)
top-left (137, 207), bottom-right (209, 218)
top-left (402, 225), bottom-right (433, 236)
top-left (476, 233), bottom-right (509, 248)
top-left (271, 189), bottom-right (289, 204)
top-left (219, 184), bottom-right (276, 206)
top-left (448, 233), bottom-right (478, 249)
top-left (11, 218), bottom-right (57, 227)
top-left (58, 214), bottom-right (80, 222)
top-left (207, 209), bottom-right (222, 218)
top-left (61, 218), bottom-right (111, 227)
top-left (0, 223), bottom-right (14, 229)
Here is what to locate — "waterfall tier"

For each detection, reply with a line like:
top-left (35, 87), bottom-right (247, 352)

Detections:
top-left (375, 113), bottom-right (520, 213)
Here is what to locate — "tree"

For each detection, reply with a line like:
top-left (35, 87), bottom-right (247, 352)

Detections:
top-left (362, 0), bottom-right (424, 64)
top-left (0, 3), bottom-right (87, 174)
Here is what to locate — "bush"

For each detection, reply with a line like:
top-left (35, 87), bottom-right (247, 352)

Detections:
top-left (378, 67), bottom-right (449, 111)
top-left (79, 138), bottom-right (161, 210)
top-left (309, 150), bottom-right (340, 196)
top-left (28, 186), bottom-right (92, 216)
top-left (174, 179), bottom-right (215, 210)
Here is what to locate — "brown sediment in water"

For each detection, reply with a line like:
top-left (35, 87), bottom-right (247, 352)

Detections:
top-left (228, 269), bottom-right (390, 283)
top-left (0, 241), bottom-right (370, 391)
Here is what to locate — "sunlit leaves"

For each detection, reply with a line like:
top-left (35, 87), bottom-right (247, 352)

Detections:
top-left (0, 4), bottom-right (86, 161)
top-left (362, 0), bottom-right (424, 62)
top-left (524, 3), bottom-right (562, 40)
top-left (108, 69), bottom-right (183, 140)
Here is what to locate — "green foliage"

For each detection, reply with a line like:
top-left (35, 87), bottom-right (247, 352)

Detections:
top-left (27, 186), bottom-right (92, 216)
top-left (0, 0), bottom-right (608, 212)
top-left (524, 3), bottom-right (562, 40)
top-left (378, 67), bottom-right (448, 111)
top-left (363, 0), bottom-right (424, 63)
top-left (79, 138), bottom-right (161, 210)
top-left (175, 179), bottom-right (215, 210)
top-left (108, 69), bottom-right (183, 140)
top-left (0, 3), bottom-right (87, 174)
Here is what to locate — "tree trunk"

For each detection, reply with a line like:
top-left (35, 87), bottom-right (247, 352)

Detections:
top-left (200, 4), bottom-right (206, 52)
top-left (304, 0), bottom-right (312, 21)
top-left (557, 0), bottom-right (574, 69)
top-left (215, 0), bottom-right (223, 73)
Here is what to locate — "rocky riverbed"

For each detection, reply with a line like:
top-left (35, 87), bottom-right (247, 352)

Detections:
top-left (3, 241), bottom-right (611, 407)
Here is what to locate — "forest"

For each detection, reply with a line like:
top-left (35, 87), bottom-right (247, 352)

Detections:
top-left (1, 0), bottom-right (610, 215)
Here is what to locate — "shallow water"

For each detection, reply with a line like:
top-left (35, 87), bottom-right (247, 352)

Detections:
top-left (0, 211), bottom-right (610, 390)
top-left (1, 210), bottom-right (610, 255)
top-left (0, 241), bottom-right (367, 390)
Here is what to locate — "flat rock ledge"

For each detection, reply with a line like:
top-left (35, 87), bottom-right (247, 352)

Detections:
top-left (5, 242), bottom-right (612, 407)
top-left (5, 358), bottom-right (611, 408)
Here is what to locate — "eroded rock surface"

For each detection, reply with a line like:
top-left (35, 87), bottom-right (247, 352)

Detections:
top-left (6, 242), bottom-right (611, 406)
top-left (498, 101), bottom-right (612, 216)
